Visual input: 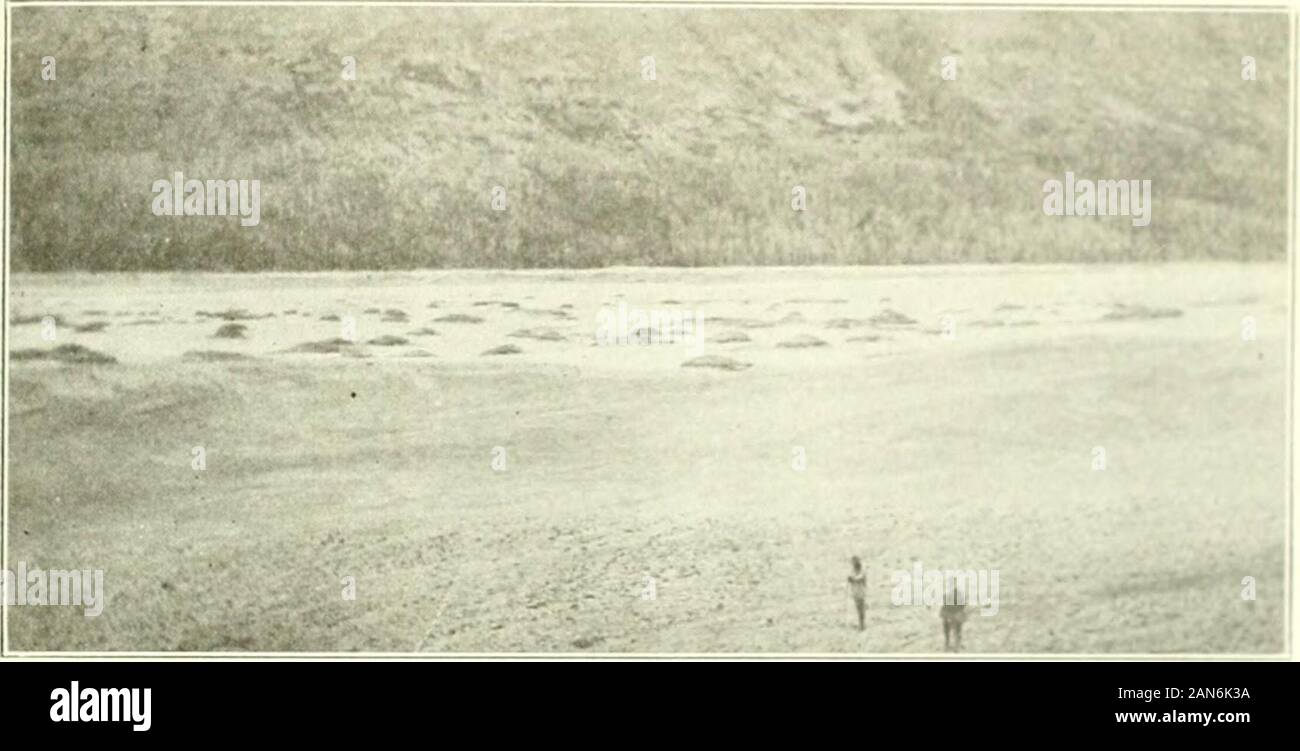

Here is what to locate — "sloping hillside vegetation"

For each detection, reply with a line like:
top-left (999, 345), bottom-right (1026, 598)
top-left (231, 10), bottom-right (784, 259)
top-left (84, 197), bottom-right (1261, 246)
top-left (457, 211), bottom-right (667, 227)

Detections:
top-left (9, 6), bottom-right (1289, 270)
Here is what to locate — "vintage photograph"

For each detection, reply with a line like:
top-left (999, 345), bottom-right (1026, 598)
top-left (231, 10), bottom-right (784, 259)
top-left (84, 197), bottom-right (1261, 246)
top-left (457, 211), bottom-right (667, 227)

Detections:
top-left (3, 3), bottom-right (1290, 654)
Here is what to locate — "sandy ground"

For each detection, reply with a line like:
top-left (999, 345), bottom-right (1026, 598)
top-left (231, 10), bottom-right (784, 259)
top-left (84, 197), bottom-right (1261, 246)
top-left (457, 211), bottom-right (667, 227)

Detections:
top-left (5, 263), bottom-right (1288, 653)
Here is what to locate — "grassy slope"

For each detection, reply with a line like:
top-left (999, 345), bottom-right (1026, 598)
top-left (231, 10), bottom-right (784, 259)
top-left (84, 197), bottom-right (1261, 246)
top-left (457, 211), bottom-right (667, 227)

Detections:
top-left (9, 7), bottom-right (1290, 270)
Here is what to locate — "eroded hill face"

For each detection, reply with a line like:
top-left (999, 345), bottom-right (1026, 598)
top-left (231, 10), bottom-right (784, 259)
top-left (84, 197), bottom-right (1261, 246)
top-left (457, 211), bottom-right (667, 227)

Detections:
top-left (9, 7), bottom-right (1290, 271)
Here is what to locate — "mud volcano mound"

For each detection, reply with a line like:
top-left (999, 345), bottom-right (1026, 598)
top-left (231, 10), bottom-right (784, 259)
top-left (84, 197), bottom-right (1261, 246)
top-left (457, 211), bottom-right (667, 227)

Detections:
top-left (368, 335), bottom-right (409, 346)
top-left (869, 309), bottom-right (917, 326)
top-left (11, 314), bottom-right (68, 326)
top-left (214, 323), bottom-right (248, 339)
top-left (11, 344), bottom-right (116, 364)
top-left (1101, 304), bottom-right (1183, 321)
top-left (708, 331), bottom-right (751, 344)
top-left (183, 350), bottom-right (254, 362)
top-left (509, 328), bottom-right (565, 342)
top-left (287, 338), bottom-right (358, 354)
top-left (777, 334), bottom-right (829, 348)
top-left (197, 308), bottom-right (271, 322)
top-left (682, 355), bottom-right (752, 371)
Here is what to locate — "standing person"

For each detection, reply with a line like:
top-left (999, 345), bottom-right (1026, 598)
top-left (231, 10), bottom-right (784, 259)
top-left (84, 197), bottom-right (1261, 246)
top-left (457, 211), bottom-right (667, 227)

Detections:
top-left (847, 556), bottom-right (868, 631)
top-left (940, 580), bottom-right (968, 652)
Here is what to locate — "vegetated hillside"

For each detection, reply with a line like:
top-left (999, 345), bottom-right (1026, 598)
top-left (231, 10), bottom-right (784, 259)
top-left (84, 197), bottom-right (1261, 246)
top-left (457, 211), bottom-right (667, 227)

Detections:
top-left (9, 6), bottom-right (1290, 271)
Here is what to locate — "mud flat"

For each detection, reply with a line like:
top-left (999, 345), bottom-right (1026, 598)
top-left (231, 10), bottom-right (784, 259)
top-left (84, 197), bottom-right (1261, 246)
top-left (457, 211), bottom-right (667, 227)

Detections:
top-left (6, 263), bottom-right (1287, 653)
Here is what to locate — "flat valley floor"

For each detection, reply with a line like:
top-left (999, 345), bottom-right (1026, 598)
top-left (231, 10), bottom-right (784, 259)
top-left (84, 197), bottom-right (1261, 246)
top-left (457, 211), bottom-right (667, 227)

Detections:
top-left (5, 263), bottom-right (1288, 653)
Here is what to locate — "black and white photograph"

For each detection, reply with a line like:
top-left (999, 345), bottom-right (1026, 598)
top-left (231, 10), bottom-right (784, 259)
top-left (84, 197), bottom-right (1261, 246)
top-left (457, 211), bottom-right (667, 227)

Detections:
top-left (1, 0), bottom-right (1292, 666)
